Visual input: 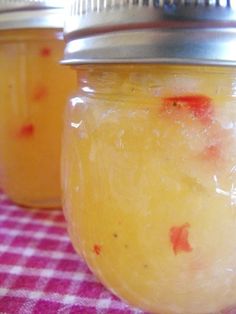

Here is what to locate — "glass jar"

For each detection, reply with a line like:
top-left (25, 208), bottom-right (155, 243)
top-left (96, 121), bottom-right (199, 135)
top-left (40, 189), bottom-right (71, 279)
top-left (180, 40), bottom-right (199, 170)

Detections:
top-left (63, 64), bottom-right (236, 314)
top-left (62, 1), bottom-right (236, 313)
top-left (0, 1), bottom-right (75, 208)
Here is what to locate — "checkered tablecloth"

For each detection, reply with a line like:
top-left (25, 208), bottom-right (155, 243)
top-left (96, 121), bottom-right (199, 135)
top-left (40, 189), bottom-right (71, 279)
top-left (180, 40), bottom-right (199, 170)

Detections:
top-left (0, 190), bottom-right (149, 314)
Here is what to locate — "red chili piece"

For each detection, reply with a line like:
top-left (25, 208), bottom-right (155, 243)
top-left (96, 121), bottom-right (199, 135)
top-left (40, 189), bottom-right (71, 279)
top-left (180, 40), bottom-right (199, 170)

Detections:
top-left (40, 47), bottom-right (51, 57)
top-left (32, 85), bottom-right (48, 102)
top-left (163, 95), bottom-right (213, 123)
top-left (93, 244), bottom-right (102, 255)
top-left (17, 123), bottom-right (35, 138)
top-left (170, 223), bottom-right (192, 255)
top-left (202, 144), bottom-right (221, 160)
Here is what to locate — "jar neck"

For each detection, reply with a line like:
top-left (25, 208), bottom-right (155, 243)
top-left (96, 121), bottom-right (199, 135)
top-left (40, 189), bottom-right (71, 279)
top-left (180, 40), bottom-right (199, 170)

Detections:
top-left (75, 64), bottom-right (236, 100)
top-left (0, 28), bottom-right (63, 41)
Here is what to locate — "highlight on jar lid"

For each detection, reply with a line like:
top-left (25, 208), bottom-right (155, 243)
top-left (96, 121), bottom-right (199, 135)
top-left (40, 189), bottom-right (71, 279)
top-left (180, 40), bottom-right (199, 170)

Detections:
top-left (63, 0), bottom-right (236, 65)
top-left (0, 0), bottom-right (66, 29)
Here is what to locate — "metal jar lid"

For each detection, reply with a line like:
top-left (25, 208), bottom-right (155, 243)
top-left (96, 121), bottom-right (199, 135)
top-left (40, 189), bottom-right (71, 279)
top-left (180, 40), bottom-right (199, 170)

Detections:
top-left (62, 0), bottom-right (236, 65)
top-left (0, 0), bottom-right (65, 29)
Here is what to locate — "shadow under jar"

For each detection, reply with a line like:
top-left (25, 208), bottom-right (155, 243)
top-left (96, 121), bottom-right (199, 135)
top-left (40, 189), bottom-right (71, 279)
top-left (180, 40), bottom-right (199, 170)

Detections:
top-left (0, 1), bottom-right (75, 208)
top-left (62, 1), bottom-right (236, 313)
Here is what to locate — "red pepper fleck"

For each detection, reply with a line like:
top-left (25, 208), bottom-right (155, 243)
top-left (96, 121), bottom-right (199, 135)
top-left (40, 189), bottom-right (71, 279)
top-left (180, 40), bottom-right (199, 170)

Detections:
top-left (40, 47), bottom-right (51, 57)
top-left (170, 223), bottom-right (192, 255)
top-left (162, 95), bottom-right (213, 124)
top-left (202, 144), bottom-right (221, 160)
top-left (93, 244), bottom-right (102, 255)
top-left (189, 259), bottom-right (206, 272)
top-left (17, 123), bottom-right (35, 138)
top-left (32, 85), bottom-right (48, 102)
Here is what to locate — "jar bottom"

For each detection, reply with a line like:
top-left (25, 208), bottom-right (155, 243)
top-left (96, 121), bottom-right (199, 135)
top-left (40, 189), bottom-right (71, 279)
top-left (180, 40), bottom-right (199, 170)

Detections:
top-left (5, 192), bottom-right (61, 209)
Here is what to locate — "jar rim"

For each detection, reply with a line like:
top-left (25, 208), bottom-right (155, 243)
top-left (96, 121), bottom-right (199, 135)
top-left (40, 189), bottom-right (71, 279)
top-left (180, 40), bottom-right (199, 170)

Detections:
top-left (0, 0), bottom-right (65, 29)
top-left (63, 0), bottom-right (236, 65)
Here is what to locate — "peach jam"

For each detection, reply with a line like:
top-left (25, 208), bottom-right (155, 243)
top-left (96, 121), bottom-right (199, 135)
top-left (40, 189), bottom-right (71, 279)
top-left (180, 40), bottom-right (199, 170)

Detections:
top-left (62, 64), bottom-right (236, 314)
top-left (0, 2), bottom-right (75, 207)
top-left (62, 1), bottom-right (236, 313)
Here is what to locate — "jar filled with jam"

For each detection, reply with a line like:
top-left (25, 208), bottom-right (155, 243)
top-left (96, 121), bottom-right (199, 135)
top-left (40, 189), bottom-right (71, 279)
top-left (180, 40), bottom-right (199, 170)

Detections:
top-left (62, 1), bottom-right (236, 313)
top-left (0, 0), bottom-right (75, 207)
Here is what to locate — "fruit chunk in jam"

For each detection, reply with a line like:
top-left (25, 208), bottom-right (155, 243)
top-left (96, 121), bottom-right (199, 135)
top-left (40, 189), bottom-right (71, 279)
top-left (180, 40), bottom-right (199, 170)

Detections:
top-left (62, 65), bottom-right (236, 314)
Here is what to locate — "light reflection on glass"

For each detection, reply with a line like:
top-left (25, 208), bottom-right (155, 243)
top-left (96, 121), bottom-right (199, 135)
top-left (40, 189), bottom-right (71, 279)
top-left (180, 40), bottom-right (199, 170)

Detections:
top-left (214, 172), bottom-right (236, 206)
top-left (232, 81), bottom-right (236, 97)
top-left (71, 97), bottom-right (84, 107)
top-left (82, 86), bottom-right (94, 93)
top-left (71, 121), bottom-right (83, 128)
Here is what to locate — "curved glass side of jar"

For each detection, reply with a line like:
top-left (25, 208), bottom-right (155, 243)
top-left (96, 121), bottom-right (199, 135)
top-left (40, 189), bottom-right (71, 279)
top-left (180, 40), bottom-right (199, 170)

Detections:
top-left (62, 64), bottom-right (236, 314)
top-left (0, 29), bottom-right (75, 208)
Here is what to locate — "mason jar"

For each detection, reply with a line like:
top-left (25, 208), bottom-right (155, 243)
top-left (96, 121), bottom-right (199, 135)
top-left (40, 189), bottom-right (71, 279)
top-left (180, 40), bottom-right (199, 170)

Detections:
top-left (62, 1), bottom-right (236, 313)
top-left (0, 0), bottom-right (75, 208)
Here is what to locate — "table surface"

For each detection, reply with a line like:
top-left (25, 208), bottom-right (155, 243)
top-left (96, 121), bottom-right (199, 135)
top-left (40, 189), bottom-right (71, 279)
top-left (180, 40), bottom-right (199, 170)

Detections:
top-left (0, 191), bottom-right (149, 314)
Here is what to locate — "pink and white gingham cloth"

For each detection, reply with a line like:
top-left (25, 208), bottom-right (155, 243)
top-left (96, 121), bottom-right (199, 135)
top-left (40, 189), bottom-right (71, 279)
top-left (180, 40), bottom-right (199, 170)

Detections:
top-left (0, 190), bottom-right (149, 314)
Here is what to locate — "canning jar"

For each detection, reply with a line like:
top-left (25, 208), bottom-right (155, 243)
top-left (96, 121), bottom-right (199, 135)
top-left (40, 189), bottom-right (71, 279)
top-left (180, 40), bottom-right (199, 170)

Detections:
top-left (62, 1), bottom-right (236, 313)
top-left (0, 1), bottom-right (75, 208)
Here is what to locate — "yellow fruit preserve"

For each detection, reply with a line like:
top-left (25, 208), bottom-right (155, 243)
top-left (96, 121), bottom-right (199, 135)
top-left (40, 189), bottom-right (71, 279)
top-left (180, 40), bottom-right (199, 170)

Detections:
top-left (62, 65), bottom-right (236, 314)
top-left (0, 29), bottom-right (75, 207)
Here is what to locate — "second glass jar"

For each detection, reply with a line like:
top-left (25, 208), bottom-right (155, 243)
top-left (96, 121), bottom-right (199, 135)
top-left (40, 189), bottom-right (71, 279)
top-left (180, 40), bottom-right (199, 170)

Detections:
top-left (0, 27), bottom-right (75, 207)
